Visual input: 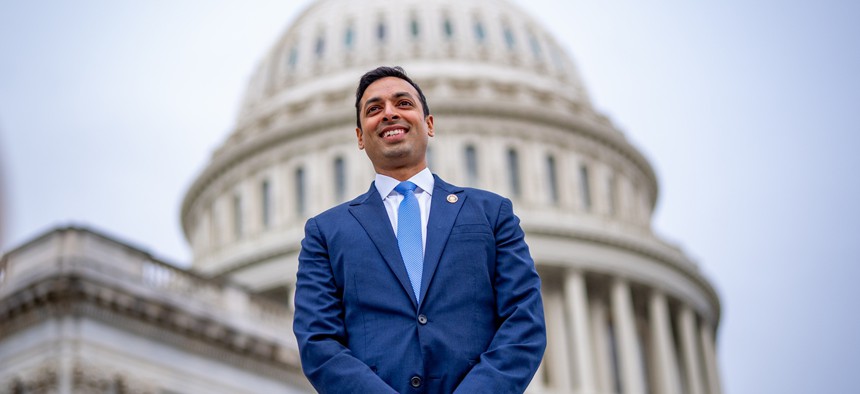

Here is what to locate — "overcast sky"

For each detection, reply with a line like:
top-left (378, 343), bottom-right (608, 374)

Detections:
top-left (2, 1), bottom-right (859, 393)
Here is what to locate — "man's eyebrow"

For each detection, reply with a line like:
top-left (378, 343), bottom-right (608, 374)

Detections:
top-left (362, 92), bottom-right (416, 111)
top-left (392, 91), bottom-right (415, 100)
top-left (363, 96), bottom-right (382, 109)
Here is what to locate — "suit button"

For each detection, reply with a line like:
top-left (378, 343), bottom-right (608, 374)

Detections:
top-left (417, 314), bottom-right (428, 325)
top-left (410, 376), bottom-right (422, 388)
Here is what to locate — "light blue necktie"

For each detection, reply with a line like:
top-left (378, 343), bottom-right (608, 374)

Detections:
top-left (394, 181), bottom-right (423, 303)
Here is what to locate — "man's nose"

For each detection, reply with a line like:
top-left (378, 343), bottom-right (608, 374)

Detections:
top-left (382, 103), bottom-right (400, 122)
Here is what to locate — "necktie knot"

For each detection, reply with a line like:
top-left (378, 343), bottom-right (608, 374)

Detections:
top-left (395, 181), bottom-right (418, 195)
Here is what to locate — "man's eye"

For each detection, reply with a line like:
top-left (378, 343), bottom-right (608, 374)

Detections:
top-left (398, 101), bottom-right (413, 107)
top-left (366, 106), bottom-right (380, 114)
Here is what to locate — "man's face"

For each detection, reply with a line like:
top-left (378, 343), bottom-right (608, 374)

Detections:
top-left (356, 77), bottom-right (434, 177)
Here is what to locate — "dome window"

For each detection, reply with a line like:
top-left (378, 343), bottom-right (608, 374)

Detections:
top-left (579, 164), bottom-right (592, 210)
top-left (546, 155), bottom-right (559, 204)
top-left (410, 18), bottom-right (420, 38)
top-left (443, 17), bottom-right (454, 39)
top-left (261, 179), bottom-right (272, 228)
top-left (507, 148), bottom-right (521, 198)
top-left (377, 20), bottom-right (386, 42)
top-left (287, 46), bottom-right (298, 70)
top-left (464, 145), bottom-right (478, 186)
top-left (474, 20), bottom-right (485, 43)
top-left (334, 157), bottom-right (346, 202)
top-left (295, 167), bottom-right (306, 216)
top-left (503, 25), bottom-right (516, 50)
top-left (550, 44), bottom-right (566, 71)
top-left (315, 35), bottom-right (325, 58)
top-left (529, 33), bottom-right (542, 58)
top-left (233, 194), bottom-right (243, 239)
top-left (607, 173), bottom-right (617, 216)
top-left (344, 26), bottom-right (354, 50)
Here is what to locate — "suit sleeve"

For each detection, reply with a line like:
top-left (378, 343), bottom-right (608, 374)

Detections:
top-left (454, 198), bottom-right (547, 394)
top-left (293, 218), bottom-right (397, 394)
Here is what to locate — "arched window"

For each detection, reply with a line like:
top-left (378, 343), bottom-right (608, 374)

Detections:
top-left (503, 25), bottom-right (516, 50)
top-left (315, 34), bottom-right (325, 58)
top-left (233, 194), bottom-right (243, 238)
top-left (377, 20), bottom-right (386, 42)
top-left (209, 202), bottom-right (217, 247)
top-left (295, 167), bottom-right (306, 216)
top-left (550, 44), bottom-right (566, 72)
top-left (579, 164), bottom-right (592, 210)
top-left (507, 148), bottom-right (521, 197)
top-left (344, 25), bottom-right (354, 50)
top-left (261, 180), bottom-right (272, 228)
top-left (287, 46), bottom-right (298, 70)
top-left (464, 145), bottom-right (478, 186)
top-left (607, 173), bottom-right (617, 215)
top-left (528, 32), bottom-right (542, 58)
top-left (546, 155), bottom-right (559, 204)
top-left (474, 20), bottom-right (486, 43)
top-left (443, 16), bottom-right (454, 39)
top-left (410, 16), bottom-right (420, 39)
top-left (334, 157), bottom-right (346, 202)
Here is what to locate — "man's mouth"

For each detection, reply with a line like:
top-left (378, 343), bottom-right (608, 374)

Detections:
top-left (384, 128), bottom-right (405, 137)
top-left (379, 126), bottom-right (408, 139)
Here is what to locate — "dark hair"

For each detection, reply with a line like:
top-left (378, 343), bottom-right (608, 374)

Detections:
top-left (355, 66), bottom-right (430, 129)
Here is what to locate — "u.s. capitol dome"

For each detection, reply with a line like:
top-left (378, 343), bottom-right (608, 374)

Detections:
top-left (179, 0), bottom-right (723, 392)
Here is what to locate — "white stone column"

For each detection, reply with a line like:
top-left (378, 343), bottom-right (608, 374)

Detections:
top-left (544, 288), bottom-right (574, 390)
top-left (589, 298), bottom-right (613, 394)
top-left (699, 322), bottom-right (723, 394)
top-left (648, 291), bottom-right (682, 394)
top-left (610, 279), bottom-right (646, 394)
top-left (678, 305), bottom-right (705, 394)
top-left (564, 270), bottom-right (596, 393)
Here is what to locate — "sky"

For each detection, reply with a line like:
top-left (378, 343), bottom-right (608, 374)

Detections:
top-left (1, 1), bottom-right (859, 393)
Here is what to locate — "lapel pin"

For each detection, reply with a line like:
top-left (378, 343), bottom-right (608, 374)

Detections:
top-left (447, 194), bottom-right (458, 203)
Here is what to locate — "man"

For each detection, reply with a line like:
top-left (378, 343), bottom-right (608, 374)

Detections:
top-left (293, 66), bottom-right (546, 393)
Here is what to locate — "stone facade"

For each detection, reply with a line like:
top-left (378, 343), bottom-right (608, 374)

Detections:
top-left (0, 228), bottom-right (308, 394)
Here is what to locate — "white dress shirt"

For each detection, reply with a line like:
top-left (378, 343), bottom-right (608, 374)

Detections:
top-left (374, 167), bottom-right (434, 250)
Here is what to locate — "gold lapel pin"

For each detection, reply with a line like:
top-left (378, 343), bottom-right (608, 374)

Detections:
top-left (447, 194), bottom-right (458, 203)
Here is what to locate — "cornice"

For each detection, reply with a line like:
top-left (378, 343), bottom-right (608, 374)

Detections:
top-left (0, 273), bottom-right (304, 382)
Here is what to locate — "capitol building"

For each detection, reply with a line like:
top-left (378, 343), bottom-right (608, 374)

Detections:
top-left (0, 0), bottom-right (722, 393)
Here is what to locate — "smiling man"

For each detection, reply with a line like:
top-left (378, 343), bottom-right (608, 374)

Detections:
top-left (293, 66), bottom-right (546, 394)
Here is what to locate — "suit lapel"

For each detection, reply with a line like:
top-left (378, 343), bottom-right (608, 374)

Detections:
top-left (419, 175), bottom-right (465, 306)
top-left (348, 183), bottom-right (417, 309)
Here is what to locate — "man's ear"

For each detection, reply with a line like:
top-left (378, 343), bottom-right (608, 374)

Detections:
top-left (356, 127), bottom-right (365, 149)
top-left (426, 115), bottom-right (435, 137)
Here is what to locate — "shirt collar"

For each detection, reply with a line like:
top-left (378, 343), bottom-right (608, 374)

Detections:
top-left (375, 167), bottom-right (434, 199)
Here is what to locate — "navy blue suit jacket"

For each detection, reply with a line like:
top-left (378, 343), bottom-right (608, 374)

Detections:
top-left (293, 175), bottom-right (546, 393)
